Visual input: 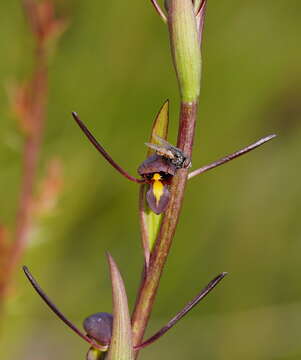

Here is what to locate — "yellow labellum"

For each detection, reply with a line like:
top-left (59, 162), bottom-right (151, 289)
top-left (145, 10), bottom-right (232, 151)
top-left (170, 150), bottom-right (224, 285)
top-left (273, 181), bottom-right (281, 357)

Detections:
top-left (152, 173), bottom-right (164, 205)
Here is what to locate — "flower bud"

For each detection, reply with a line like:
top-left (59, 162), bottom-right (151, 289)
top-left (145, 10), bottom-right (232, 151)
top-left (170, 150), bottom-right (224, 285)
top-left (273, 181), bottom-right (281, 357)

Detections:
top-left (83, 312), bottom-right (113, 346)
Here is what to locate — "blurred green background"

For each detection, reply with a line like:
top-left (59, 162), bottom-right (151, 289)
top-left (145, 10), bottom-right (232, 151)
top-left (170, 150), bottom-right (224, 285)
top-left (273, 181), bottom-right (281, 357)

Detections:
top-left (1, 0), bottom-right (301, 359)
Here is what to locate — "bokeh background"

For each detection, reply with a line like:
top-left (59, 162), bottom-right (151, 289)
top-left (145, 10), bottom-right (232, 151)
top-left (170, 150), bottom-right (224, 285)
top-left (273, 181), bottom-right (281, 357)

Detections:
top-left (1, 0), bottom-right (301, 359)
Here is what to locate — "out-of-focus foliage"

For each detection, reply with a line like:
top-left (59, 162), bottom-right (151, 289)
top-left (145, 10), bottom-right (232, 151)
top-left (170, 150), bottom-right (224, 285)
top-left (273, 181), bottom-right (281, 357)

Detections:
top-left (0, 0), bottom-right (301, 359)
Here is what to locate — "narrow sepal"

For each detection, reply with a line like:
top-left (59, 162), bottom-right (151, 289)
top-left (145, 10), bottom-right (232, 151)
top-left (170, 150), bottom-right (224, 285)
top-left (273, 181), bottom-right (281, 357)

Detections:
top-left (106, 254), bottom-right (134, 360)
top-left (136, 272), bottom-right (227, 349)
top-left (188, 134), bottom-right (276, 179)
top-left (146, 183), bottom-right (170, 215)
top-left (23, 266), bottom-right (107, 352)
top-left (72, 112), bottom-right (144, 184)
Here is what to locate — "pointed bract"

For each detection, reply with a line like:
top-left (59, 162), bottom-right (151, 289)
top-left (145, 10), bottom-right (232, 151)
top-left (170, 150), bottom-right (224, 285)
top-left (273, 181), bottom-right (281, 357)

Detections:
top-left (140, 100), bottom-right (170, 264)
top-left (147, 100), bottom-right (169, 156)
top-left (107, 254), bottom-right (134, 360)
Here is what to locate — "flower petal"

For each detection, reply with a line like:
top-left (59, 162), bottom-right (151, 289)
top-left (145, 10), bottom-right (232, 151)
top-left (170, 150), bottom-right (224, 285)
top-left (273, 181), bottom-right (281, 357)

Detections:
top-left (146, 183), bottom-right (170, 215)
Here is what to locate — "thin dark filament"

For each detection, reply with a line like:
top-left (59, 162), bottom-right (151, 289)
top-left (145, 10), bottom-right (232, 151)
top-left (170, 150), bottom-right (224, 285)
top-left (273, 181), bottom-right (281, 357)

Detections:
top-left (188, 134), bottom-right (276, 180)
top-left (150, 0), bottom-right (167, 22)
top-left (135, 272), bottom-right (227, 350)
top-left (72, 112), bottom-right (144, 184)
top-left (23, 266), bottom-right (107, 352)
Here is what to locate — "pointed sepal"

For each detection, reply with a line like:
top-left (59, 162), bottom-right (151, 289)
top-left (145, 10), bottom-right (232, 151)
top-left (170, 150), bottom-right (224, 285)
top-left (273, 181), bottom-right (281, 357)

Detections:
top-left (188, 134), bottom-right (276, 179)
top-left (136, 272), bottom-right (227, 349)
top-left (72, 112), bottom-right (144, 184)
top-left (22, 266), bottom-right (107, 351)
top-left (106, 254), bottom-right (134, 360)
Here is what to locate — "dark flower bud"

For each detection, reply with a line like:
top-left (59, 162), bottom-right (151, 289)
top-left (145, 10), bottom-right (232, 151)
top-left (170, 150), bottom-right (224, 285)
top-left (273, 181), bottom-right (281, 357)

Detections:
top-left (83, 312), bottom-right (113, 346)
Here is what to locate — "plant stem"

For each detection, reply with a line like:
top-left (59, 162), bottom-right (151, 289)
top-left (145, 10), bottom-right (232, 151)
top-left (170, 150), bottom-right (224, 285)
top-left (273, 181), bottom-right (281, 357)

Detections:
top-left (132, 102), bottom-right (198, 354)
top-left (133, 0), bottom-right (201, 355)
top-left (0, 52), bottom-right (47, 302)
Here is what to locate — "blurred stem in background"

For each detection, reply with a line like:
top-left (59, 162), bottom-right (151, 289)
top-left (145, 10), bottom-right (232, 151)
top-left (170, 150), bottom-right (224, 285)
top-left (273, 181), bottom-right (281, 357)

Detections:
top-left (0, 0), bottom-right (65, 312)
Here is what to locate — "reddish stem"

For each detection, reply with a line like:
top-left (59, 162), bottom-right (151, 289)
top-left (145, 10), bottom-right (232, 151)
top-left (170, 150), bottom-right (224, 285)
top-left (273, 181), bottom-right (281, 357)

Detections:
top-left (131, 102), bottom-right (198, 354)
top-left (0, 9), bottom-right (48, 302)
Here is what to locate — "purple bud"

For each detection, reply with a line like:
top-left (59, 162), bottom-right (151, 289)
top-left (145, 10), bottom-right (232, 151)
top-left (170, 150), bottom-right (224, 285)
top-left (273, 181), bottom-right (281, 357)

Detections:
top-left (83, 312), bottom-right (113, 346)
